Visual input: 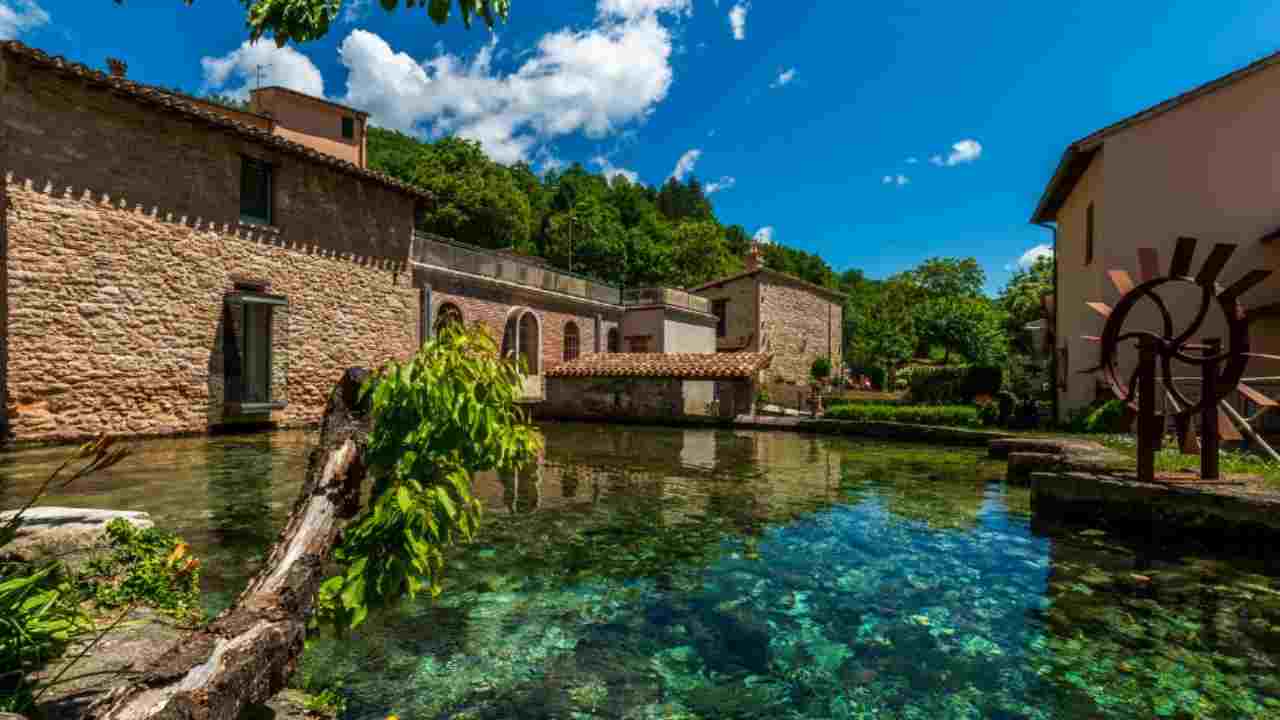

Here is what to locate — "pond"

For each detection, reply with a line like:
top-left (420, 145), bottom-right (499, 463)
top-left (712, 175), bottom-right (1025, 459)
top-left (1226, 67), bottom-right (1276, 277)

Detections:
top-left (3, 424), bottom-right (1279, 719)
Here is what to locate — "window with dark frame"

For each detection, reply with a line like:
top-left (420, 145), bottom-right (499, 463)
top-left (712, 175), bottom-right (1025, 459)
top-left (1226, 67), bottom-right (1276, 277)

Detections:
top-left (1085, 202), bottom-right (1095, 266)
top-left (342, 116), bottom-right (355, 139)
top-left (223, 288), bottom-right (288, 413)
top-left (607, 327), bottom-right (621, 353)
top-left (564, 322), bottom-right (580, 361)
top-left (240, 157), bottom-right (272, 225)
top-left (712, 299), bottom-right (728, 337)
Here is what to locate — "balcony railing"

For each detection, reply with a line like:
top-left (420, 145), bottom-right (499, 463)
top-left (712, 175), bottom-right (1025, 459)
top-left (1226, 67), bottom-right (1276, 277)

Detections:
top-left (413, 232), bottom-right (621, 305)
top-left (621, 287), bottom-right (712, 314)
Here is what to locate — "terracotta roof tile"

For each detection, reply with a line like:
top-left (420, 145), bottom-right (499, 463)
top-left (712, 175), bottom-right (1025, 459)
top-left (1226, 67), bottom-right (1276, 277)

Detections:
top-left (547, 353), bottom-right (772, 379)
top-left (1, 40), bottom-right (429, 200)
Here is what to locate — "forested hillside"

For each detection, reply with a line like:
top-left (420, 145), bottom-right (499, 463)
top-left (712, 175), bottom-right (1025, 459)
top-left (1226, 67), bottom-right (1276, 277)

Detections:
top-left (367, 128), bottom-right (837, 290)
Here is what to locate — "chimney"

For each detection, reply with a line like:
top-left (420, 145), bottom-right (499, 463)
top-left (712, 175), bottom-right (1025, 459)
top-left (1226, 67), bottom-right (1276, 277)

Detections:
top-left (745, 240), bottom-right (766, 272)
top-left (106, 57), bottom-right (128, 79)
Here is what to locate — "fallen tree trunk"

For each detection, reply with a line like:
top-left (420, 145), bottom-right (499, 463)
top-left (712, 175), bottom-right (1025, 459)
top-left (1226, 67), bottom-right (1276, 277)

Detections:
top-left (80, 368), bottom-right (374, 720)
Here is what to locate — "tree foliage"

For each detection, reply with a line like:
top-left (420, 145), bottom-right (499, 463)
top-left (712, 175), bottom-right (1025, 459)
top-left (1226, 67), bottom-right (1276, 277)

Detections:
top-left (998, 255), bottom-right (1053, 349)
top-left (317, 323), bottom-right (541, 629)
top-left (124, 1), bottom-right (512, 46)
top-left (367, 130), bottom-right (841, 291)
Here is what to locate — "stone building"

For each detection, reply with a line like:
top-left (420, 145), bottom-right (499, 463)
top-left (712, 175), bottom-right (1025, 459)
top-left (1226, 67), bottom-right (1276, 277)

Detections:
top-left (692, 244), bottom-right (844, 397)
top-left (0, 40), bottom-right (782, 443)
top-left (1, 41), bottom-right (426, 443)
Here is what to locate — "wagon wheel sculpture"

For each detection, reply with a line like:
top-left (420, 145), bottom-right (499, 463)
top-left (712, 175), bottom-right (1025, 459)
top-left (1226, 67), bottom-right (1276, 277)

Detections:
top-left (1083, 236), bottom-right (1279, 482)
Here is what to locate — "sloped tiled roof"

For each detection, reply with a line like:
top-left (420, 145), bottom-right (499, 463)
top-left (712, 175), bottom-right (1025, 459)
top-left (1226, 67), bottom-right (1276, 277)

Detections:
top-left (547, 353), bottom-right (772, 379)
top-left (1, 40), bottom-right (429, 200)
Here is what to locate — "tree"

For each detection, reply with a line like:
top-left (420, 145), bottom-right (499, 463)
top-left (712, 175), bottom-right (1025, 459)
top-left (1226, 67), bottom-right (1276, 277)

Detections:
top-left (998, 255), bottom-right (1053, 351)
top-left (902, 257), bottom-right (986, 299)
top-left (121, 0), bottom-right (513, 46)
top-left (76, 325), bottom-right (541, 720)
top-left (916, 296), bottom-right (1008, 366)
top-left (667, 220), bottom-right (741, 288)
top-left (392, 135), bottom-right (535, 249)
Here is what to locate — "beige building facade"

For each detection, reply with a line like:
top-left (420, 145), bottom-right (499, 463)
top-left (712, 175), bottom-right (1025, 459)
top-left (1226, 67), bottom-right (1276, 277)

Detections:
top-left (1033, 49), bottom-right (1280, 422)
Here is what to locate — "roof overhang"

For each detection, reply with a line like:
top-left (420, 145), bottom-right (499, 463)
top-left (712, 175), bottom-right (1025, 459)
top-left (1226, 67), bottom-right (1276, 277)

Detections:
top-left (1030, 145), bottom-right (1099, 224)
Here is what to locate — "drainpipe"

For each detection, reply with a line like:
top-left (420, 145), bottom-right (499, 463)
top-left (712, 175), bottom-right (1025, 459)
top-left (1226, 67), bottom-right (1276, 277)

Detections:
top-left (1035, 220), bottom-right (1059, 424)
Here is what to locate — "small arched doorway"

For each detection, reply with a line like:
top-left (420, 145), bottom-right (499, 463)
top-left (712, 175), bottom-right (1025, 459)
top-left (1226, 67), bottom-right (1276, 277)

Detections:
top-left (519, 312), bottom-right (540, 374)
top-left (563, 321), bottom-right (580, 362)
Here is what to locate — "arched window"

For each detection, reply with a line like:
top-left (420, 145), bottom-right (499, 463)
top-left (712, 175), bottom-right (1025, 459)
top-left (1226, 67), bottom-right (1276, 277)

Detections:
top-left (434, 303), bottom-right (463, 335)
top-left (563, 321), bottom-right (580, 361)
top-left (607, 327), bottom-right (621, 353)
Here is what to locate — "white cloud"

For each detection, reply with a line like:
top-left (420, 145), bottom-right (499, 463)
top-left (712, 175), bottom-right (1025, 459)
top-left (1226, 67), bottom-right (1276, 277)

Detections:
top-left (931, 138), bottom-right (983, 167)
top-left (753, 226), bottom-right (774, 244)
top-left (704, 176), bottom-right (735, 194)
top-left (592, 155), bottom-right (640, 184)
top-left (598, 0), bottom-right (691, 20)
top-left (1017, 243), bottom-right (1053, 269)
top-left (668, 148), bottom-right (702, 181)
top-left (200, 40), bottom-right (325, 101)
top-left (338, 2), bottom-right (678, 166)
top-left (0, 0), bottom-right (49, 40)
top-left (881, 174), bottom-right (909, 186)
top-left (771, 67), bottom-right (796, 88)
top-left (729, 2), bottom-right (749, 40)
top-left (906, 156), bottom-right (919, 164)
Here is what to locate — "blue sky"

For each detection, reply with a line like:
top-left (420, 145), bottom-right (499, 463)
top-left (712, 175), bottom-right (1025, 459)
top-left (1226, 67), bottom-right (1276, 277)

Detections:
top-left (6, 1), bottom-right (1280, 293)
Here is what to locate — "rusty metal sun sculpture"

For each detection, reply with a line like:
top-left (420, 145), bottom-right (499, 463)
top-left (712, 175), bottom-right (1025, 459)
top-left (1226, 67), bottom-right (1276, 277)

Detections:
top-left (1084, 236), bottom-right (1279, 483)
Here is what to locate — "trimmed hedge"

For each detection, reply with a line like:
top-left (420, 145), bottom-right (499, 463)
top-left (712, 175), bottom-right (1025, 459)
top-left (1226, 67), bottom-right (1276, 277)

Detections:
top-left (901, 365), bottom-right (1002, 404)
top-left (825, 402), bottom-right (980, 428)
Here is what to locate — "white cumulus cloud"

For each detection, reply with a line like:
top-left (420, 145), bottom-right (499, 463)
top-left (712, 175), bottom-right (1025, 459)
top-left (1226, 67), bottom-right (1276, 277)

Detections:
top-left (597, 0), bottom-right (691, 20)
top-left (0, 0), bottom-right (49, 40)
top-left (704, 176), bottom-right (736, 194)
top-left (592, 155), bottom-right (640, 184)
top-left (668, 148), bottom-right (702, 181)
top-left (1017, 243), bottom-right (1053, 269)
top-left (200, 40), bottom-right (325, 101)
top-left (930, 139), bottom-right (983, 167)
top-left (771, 67), bottom-right (796, 88)
top-left (729, 2), bottom-right (749, 40)
top-left (882, 174), bottom-right (909, 186)
top-left (753, 226), bottom-right (774, 244)
top-left (338, 2), bottom-right (678, 166)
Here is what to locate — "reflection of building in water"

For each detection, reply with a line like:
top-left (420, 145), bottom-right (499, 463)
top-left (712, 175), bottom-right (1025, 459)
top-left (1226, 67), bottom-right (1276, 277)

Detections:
top-left (206, 434), bottom-right (279, 564)
top-left (679, 430), bottom-right (717, 471)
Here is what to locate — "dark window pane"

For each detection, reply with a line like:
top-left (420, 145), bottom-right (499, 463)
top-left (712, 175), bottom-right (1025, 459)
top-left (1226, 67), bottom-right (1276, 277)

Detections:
top-left (240, 157), bottom-right (272, 224)
top-left (564, 322), bottom-right (580, 361)
top-left (342, 116), bottom-right (355, 139)
top-left (712, 299), bottom-right (728, 337)
top-left (1085, 202), bottom-right (1094, 266)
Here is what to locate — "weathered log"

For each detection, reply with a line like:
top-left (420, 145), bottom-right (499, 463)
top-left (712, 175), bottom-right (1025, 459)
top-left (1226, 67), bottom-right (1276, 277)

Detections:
top-left (82, 368), bottom-right (374, 720)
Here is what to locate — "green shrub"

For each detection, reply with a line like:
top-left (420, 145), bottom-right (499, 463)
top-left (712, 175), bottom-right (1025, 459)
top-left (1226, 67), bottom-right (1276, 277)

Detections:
top-left (810, 356), bottom-right (832, 382)
top-left (903, 365), bottom-right (1003, 405)
top-left (847, 365), bottom-right (887, 390)
top-left (825, 402), bottom-right (980, 427)
top-left (1083, 399), bottom-right (1129, 434)
top-left (77, 519), bottom-right (203, 622)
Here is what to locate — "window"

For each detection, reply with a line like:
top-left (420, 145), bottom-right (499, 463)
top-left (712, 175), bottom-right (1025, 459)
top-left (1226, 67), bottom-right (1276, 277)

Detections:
top-left (342, 116), bottom-right (355, 140)
top-left (223, 289), bottom-right (288, 413)
top-left (1085, 202), bottom-right (1095, 266)
top-left (712, 299), bottom-right (728, 337)
top-left (627, 335), bottom-right (652, 353)
top-left (434, 303), bottom-right (464, 336)
top-left (240, 157), bottom-right (272, 225)
top-left (564, 322), bottom-right (580, 361)
top-left (607, 327), bottom-right (621, 353)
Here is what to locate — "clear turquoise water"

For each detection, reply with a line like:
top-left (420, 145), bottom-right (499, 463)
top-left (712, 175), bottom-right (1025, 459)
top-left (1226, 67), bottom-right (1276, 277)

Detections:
top-left (3, 425), bottom-right (1279, 719)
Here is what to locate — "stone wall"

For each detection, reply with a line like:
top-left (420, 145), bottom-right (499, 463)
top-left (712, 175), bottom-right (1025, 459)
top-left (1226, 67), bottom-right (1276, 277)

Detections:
top-left (2, 57), bottom-right (418, 262)
top-left (419, 268), bottom-right (621, 372)
top-left (3, 181), bottom-right (419, 443)
top-left (758, 275), bottom-right (842, 385)
top-left (539, 376), bottom-right (753, 421)
top-left (693, 275), bottom-right (757, 350)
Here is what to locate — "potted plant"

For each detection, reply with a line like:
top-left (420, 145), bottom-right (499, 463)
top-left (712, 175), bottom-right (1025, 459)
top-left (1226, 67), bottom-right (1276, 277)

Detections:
top-left (810, 356), bottom-right (832, 416)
